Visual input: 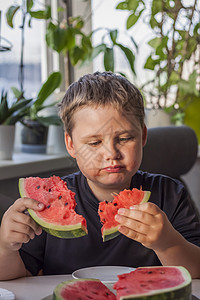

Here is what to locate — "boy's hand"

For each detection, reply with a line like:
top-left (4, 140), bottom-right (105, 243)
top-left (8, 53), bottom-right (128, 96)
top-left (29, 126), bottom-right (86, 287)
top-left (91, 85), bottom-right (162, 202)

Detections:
top-left (115, 202), bottom-right (177, 252)
top-left (0, 198), bottom-right (44, 252)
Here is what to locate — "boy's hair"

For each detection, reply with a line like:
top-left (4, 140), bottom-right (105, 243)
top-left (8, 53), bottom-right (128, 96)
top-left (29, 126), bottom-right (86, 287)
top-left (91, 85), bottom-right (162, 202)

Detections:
top-left (59, 71), bottom-right (145, 137)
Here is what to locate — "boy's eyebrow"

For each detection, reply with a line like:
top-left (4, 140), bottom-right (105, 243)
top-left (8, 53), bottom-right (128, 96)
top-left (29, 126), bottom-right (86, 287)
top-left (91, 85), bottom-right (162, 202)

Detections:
top-left (81, 130), bottom-right (134, 140)
top-left (80, 134), bottom-right (102, 140)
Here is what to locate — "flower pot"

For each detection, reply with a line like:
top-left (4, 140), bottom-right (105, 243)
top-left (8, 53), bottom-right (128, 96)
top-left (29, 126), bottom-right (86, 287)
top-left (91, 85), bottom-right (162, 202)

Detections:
top-left (0, 125), bottom-right (15, 160)
top-left (21, 120), bottom-right (48, 154)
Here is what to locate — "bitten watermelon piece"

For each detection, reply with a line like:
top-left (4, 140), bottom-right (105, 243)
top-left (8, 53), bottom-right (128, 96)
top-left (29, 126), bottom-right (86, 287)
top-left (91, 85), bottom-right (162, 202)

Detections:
top-left (53, 266), bottom-right (191, 300)
top-left (98, 188), bottom-right (151, 242)
top-left (19, 176), bottom-right (88, 238)
top-left (53, 278), bottom-right (116, 300)
top-left (113, 266), bottom-right (192, 300)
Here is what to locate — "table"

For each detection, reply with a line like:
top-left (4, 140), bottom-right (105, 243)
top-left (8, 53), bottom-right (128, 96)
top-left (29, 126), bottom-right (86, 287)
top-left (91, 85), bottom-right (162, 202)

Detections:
top-left (0, 275), bottom-right (199, 300)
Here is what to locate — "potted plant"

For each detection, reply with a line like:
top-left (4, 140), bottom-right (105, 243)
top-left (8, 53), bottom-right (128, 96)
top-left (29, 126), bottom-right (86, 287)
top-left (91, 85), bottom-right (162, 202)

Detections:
top-left (116, 0), bottom-right (200, 140)
top-left (12, 71), bottom-right (62, 154)
top-left (0, 90), bottom-right (31, 159)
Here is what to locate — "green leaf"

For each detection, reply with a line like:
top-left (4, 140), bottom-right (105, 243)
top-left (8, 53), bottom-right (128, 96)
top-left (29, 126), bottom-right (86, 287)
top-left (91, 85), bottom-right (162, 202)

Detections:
top-left (90, 44), bottom-right (106, 61)
top-left (151, 0), bottom-right (163, 16)
top-left (127, 8), bottom-right (144, 29)
top-left (26, 0), bottom-right (33, 12)
top-left (36, 115), bottom-right (61, 126)
top-left (180, 95), bottom-right (200, 143)
top-left (188, 71), bottom-right (199, 96)
top-left (0, 91), bottom-right (9, 123)
top-left (110, 30), bottom-right (118, 44)
top-left (69, 46), bottom-right (84, 65)
top-left (30, 6), bottom-right (51, 20)
top-left (35, 72), bottom-right (62, 109)
top-left (127, 0), bottom-right (139, 10)
top-left (144, 55), bottom-right (160, 70)
top-left (149, 15), bottom-right (159, 29)
top-left (127, 13), bottom-right (138, 29)
top-left (116, 2), bottom-right (129, 10)
top-left (11, 87), bottom-right (22, 99)
top-left (148, 37), bottom-right (162, 49)
top-left (116, 43), bottom-right (135, 74)
top-left (6, 5), bottom-right (20, 28)
top-left (104, 47), bottom-right (114, 72)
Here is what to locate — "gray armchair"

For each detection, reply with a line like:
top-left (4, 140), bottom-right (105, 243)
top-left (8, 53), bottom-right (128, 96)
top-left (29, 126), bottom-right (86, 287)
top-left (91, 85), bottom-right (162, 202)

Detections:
top-left (140, 125), bottom-right (199, 216)
top-left (140, 125), bottom-right (198, 179)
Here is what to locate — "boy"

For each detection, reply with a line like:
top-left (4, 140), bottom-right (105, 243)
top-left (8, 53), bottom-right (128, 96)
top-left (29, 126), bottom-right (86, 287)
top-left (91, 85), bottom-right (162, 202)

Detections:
top-left (0, 71), bottom-right (200, 280)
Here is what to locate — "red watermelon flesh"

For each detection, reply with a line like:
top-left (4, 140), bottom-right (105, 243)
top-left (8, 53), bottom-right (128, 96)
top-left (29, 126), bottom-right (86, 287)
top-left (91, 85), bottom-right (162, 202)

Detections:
top-left (53, 278), bottom-right (116, 300)
top-left (98, 188), bottom-right (151, 242)
top-left (53, 266), bottom-right (191, 300)
top-left (113, 266), bottom-right (191, 299)
top-left (19, 176), bottom-right (88, 238)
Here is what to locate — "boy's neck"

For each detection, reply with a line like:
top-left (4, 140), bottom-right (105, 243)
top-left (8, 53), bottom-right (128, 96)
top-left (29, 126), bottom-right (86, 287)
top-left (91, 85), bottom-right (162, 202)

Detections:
top-left (87, 179), bottom-right (131, 202)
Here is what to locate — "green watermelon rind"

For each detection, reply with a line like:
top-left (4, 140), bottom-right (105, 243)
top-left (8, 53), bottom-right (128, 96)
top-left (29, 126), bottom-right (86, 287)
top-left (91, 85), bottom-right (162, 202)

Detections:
top-left (18, 178), bottom-right (88, 239)
top-left (53, 278), bottom-right (114, 300)
top-left (117, 266), bottom-right (192, 300)
top-left (103, 191), bottom-right (151, 242)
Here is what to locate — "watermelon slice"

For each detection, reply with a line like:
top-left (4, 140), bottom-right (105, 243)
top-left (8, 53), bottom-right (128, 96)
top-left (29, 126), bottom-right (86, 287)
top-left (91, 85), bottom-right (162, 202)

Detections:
top-left (53, 266), bottom-right (191, 300)
top-left (113, 266), bottom-right (192, 300)
top-left (18, 176), bottom-right (88, 238)
top-left (98, 188), bottom-right (151, 242)
top-left (53, 278), bottom-right (116, 300)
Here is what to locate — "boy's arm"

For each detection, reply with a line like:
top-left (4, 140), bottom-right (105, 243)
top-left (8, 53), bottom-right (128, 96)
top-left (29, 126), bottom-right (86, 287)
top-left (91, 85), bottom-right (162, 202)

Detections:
top-left (115, 202), bottom-right (200, 279)
top-left (0, 198), bottom-right (43, 280)
top-left (0, 244), bottom-right (30, 280)
top-left (154, 232), bottom-right (200, 279)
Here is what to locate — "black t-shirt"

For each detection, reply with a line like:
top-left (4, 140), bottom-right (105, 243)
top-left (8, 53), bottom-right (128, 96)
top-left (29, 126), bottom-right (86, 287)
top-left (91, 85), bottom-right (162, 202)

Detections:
top-left (19, 171), bottom-right (200, 275)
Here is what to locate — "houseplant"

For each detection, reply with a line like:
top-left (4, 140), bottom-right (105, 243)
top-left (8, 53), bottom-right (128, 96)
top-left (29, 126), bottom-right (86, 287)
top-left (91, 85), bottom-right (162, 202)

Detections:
top-left (116, 0), bottom-right (200, 141)
top-left (6, 2), bottom-right (63, 153)
top-left (0, 90), bottom-right (31, 159)
top-left (12, 71), bottom-right (62, 153)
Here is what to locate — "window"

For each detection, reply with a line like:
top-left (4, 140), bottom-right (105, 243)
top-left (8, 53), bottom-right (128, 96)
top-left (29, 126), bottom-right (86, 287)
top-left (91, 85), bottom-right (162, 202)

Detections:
top-left (0, 0), bottom-right (44, 100)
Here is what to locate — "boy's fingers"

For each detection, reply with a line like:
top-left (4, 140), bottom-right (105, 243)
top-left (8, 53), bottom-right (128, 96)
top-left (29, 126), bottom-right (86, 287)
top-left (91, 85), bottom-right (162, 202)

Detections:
top-left (130, 202), bottom-right (160, 215)
top-left (116, 207), bottom-right (155, 225)
top-left (12, 211), bottom-right (42, 235)
top-left (13, 198), bottom-right (45, 212)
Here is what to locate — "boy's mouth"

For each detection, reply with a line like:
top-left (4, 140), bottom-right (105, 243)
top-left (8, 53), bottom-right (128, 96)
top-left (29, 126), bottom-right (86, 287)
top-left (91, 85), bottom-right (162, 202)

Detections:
top-left (102, 165), bottom-right (124, 173)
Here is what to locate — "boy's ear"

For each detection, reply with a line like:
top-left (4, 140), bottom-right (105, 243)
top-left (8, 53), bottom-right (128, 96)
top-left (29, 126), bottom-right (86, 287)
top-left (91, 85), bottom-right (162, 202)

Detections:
top-left (65, 133), bottom-right (76, 158)
top-left (142, 124), bottom-right (147, 147)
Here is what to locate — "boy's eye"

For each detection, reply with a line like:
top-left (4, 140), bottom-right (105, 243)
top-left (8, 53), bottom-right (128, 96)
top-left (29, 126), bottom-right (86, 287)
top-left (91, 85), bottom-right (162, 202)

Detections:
top-left (118, 136), bottom-right (133, 143)
top-left (87, 141), bottom-right (101, 147)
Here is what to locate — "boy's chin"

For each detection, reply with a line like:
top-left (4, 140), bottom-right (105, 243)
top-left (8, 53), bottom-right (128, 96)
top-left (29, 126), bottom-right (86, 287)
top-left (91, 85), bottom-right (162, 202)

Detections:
top-left (97, 174), bottom-right (132, 189)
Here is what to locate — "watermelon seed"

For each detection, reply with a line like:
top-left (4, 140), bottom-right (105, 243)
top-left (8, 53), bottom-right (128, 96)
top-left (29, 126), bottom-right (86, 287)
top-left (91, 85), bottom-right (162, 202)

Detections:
top-left (65, 202), bottom-right (68, 206)
top-left (100, 209), bottom-right (103, 212)
top-left (113, 203), bottom-right (118, 206)
top-left (37, 185), bottom-right (40, 189)
top-left (48, 189), bottom-right (51, 192)
top-left (147, 271), bottom-right (152, 274)
top-left (47, 205), bottom-right (51, 208)
top-left (105, 201), bottom-right (108, 204)
top-left (140, 284), bottom-right (147, 287)
top-left (58, 195), bottom-right (62, 199)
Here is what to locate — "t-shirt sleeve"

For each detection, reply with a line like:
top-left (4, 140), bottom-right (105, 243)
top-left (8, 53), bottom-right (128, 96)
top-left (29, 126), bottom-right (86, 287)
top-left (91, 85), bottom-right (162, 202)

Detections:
top-left (139, 172), bottom-right (200, 247)
top-left (19, 231), bottom-right (47, 276)
top-left (168, 184), bottom-right (200, 247)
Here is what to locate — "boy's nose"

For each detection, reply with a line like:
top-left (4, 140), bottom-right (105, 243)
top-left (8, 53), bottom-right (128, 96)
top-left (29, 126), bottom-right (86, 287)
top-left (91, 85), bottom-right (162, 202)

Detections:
top-left (104, 141), bottom-right (121, 160)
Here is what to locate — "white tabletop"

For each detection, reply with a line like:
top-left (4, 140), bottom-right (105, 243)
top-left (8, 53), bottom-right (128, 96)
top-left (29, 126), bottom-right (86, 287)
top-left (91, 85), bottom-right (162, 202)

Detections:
top-left (0, 275), bottom-right (199, 300)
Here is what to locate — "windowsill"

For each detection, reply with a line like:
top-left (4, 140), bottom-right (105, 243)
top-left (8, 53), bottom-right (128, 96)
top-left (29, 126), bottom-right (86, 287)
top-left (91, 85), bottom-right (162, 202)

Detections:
top-left (0, 151), bottom-right (76, 180)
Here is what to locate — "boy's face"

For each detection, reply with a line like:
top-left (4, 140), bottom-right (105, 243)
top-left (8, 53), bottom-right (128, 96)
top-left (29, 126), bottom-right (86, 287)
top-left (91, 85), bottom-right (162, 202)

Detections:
top-left (65, 105), bottom-right (147, 192)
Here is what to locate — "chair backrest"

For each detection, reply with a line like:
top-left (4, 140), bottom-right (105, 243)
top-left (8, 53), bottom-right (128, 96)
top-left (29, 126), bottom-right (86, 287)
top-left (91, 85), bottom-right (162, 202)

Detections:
top-left (140, 125), bottom-right (198, 179)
